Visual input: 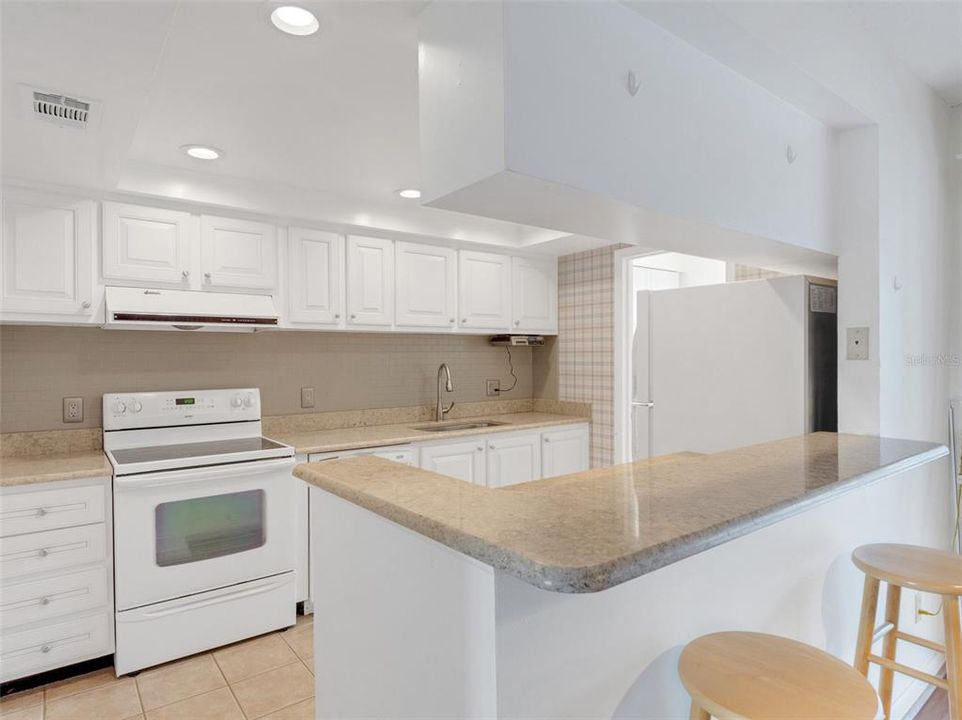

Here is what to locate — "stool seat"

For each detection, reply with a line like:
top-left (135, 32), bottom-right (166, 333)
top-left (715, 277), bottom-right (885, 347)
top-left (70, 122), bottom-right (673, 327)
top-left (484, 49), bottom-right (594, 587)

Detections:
top-left (679, 632), bottom-right (879, 720)
top-left (853, 543), bottom-right (962, 595)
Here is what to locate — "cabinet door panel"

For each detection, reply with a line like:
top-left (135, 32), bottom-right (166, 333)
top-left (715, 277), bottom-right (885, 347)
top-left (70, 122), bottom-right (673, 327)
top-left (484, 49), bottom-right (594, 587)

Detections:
top-left (512, 256), bottom-right (557, 332)
top-left (395, 242), bottom-right (456, 328)
top-left (347, 236), bottom-right (394, 326)
top-left (289, 228), bottom-right (343, 325)
top-left (200, 215), bottom-right (277, 291)
top-left (486, 433), bottom-right (541, 488)
top-left (1, 191), bottom-right (94, 317)
top-left (102, 202), bottom-right (192, 285)
top-left (420, 441), bottom-right (485, 486)
top-left (542, 425), bottom-right (589, 478)
top-left (458, 250), bottom-right (511, 331)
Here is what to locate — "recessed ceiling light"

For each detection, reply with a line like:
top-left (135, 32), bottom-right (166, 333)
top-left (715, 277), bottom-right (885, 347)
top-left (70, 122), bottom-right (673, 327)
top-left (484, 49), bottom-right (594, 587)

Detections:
top-left (181, 144), bottom-right (222, 160)
top-left (397, 188), bottom-right (421, 199)
top-left (271, 5), bottom-right (319, 36)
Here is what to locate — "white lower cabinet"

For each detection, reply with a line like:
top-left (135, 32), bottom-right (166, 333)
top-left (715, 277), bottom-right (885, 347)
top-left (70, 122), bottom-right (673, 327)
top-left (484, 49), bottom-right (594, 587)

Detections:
top-left (419, 440), bottom-right (486, 485)
top-left (485, 432), bottom-right (542, 488)
top-left (0, 477), bottom-right (113, 683)
top-left (541, 425), bottom-right (590, 477)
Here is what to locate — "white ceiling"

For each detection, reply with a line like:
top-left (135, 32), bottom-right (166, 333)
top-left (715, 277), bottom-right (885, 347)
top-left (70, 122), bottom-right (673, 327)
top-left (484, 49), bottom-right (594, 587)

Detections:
top-left (2, 1), bottom-right (959, 252)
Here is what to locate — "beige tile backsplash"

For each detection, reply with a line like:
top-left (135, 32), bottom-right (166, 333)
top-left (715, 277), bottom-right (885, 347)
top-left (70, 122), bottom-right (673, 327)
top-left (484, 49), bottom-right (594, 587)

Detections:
top-left (0, 326), bottom-right (532, 433)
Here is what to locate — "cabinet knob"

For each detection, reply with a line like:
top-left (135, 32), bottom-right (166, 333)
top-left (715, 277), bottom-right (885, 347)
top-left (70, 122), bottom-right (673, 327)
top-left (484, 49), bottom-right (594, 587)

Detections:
top-left (204, 272), bottom-right (212, 282)
top-left (38, 548), bottom-right (48, 558)
top-left (462, 318), bottom-right (467, 324)
top-left (40, 596), bottom-right (50, 606)
top-left (81, 301), bottom-right (91, 309)
top-left (489, 444), bottom-right (495, 450)
top-left (477, 446), bottom-right (483, 452)
top-left (182, 270), bottom-right (190, 279)
top-left (41, 645), bottom-right (51, 654)
top-left (449, 318), bottom-right (455, 323)
top-left (544, 437), bottom-right (551, 443)
top-left (350, 314), bottom-right (357, 320)
top-left (514, 320), bottom-right (520, 326)
top-left (36, 508), bottom-right (47, 517)
top-left (334, 313), bottom-right (340, 319)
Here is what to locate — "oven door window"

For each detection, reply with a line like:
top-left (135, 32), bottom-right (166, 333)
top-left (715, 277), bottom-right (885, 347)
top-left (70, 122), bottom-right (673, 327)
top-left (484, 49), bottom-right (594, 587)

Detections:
top-left (155, 490), bottom-right (266, 567)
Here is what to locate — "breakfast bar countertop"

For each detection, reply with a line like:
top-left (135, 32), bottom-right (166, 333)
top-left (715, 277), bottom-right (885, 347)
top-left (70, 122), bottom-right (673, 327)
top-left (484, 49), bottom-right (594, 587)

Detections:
top-left (294, 432), bottom-right (949, 593)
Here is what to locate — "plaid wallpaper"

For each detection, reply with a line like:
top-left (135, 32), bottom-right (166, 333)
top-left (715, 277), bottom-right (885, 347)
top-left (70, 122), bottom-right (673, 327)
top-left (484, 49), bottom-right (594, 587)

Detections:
top-left (557, 246), bottom-right (620, 467)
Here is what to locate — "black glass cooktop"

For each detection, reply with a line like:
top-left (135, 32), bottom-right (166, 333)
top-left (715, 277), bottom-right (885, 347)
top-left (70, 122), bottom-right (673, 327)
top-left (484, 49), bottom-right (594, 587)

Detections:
top-left (111, 437), bottom-right (287, 466)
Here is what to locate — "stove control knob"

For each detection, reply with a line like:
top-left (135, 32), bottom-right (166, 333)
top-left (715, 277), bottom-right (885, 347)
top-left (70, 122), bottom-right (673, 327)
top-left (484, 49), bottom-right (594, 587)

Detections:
top-left (231, 394), bottom-right (243, 408)
top-left (242, 394), bottom-right (254, 408)
top-left (129, 400), bottom-right (143, 414)
top-left (112, 400), bottom-right (127, 415)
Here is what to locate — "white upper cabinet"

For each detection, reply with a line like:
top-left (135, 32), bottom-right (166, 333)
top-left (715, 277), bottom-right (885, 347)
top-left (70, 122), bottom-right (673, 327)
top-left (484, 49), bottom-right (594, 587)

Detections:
top-left (486, 432), bottom-right (542, 488)
top-left (541, 425), bottom-right (589, 478)
top-left (288, 228), bottom-right (344, 326)
top-left (200, 215), bottom-right (277, 292)
top-left (347, 236), bottom-right (394, 327)
top-left (512, 256), bottom-right (557, 332)
top-left (420, 440), bottom-right (486, 486)
top-left (1, 189), bottom-right (95, 319)
top-left (102, 202), bottom-right (193, 286)
top-left (458, 250), bottom-right (511, 331)
top-left (395, 242), bottom-right (456, 329)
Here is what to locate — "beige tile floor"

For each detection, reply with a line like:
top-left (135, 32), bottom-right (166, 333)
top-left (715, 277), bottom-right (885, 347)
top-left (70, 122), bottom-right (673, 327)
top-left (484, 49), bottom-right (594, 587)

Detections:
top-left (0, 615), bottom-right (314, 720)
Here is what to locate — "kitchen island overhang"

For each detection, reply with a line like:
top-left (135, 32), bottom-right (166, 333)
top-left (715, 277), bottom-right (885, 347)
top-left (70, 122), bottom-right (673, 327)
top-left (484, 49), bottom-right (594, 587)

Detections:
top-left (296, 433), bottom-right (952, 719)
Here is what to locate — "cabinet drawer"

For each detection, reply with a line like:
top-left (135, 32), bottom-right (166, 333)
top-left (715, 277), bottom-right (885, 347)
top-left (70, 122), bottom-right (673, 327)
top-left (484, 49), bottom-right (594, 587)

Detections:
top-left (1, 611), bottom-right (112, 683)
top-left (0, 482), bottom-right (106, 537)
top-left (1, 566), bottom-right (109, 631)
top-left (0, 524), bottom-right (107, 580)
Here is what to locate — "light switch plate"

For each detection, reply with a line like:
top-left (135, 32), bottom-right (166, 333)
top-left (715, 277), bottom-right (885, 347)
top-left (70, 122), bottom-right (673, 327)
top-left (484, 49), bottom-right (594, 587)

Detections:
top-left (846, 327), bottom-right (869, 360)
top-left (486, 379), bottom-right (501, 397)
top-left (300, 387), bottom-right (315, 408)
top-left (63, 397), bottom-right (83, 423)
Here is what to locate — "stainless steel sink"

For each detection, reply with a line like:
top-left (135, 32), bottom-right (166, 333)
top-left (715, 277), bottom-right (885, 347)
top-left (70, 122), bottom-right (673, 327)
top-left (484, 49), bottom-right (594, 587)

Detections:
top-left (412, 420), bottom-right (508, 433)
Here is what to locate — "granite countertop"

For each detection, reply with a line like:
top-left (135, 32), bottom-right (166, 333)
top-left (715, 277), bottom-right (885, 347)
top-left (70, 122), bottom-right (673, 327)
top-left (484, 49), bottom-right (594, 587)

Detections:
top-left (294, 432), bottom-right (949, 593)
top-left (273, 412), bottom-right (589, 455)
top-left (0, 451), bottom-right (111, 487)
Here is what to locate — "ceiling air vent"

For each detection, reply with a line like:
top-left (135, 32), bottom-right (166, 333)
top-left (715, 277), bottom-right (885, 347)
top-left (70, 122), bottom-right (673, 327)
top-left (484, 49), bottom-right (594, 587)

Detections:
top-left (19, 85), bottom-right (101, 131)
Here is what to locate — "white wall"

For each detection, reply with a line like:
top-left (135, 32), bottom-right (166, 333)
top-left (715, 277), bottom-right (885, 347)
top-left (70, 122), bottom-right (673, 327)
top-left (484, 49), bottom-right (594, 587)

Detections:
top-left (421, 0), bottom-right (836, 257)
top-left (633, 252), bottom-right (727, 288)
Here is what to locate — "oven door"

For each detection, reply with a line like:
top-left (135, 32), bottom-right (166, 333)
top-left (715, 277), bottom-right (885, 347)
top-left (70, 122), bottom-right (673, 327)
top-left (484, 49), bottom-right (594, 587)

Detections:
top-left (113, 457), bottom-right (295, 611)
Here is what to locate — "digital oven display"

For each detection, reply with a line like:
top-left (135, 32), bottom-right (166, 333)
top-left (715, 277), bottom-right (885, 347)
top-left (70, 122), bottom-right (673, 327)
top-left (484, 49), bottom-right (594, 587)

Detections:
top-left (175, 398), bottom-right (195, 406)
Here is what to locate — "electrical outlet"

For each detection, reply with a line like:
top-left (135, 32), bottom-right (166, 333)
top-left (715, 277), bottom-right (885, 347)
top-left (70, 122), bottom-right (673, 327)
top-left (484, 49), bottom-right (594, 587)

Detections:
top-left (846, 327), bottom-right (869, 360)
top-left (63, 397), bottom-right (83, 423)
top-left (486, 379), bottom-right (501, 397)
top-left (300, 387), bottom-right (315, 409)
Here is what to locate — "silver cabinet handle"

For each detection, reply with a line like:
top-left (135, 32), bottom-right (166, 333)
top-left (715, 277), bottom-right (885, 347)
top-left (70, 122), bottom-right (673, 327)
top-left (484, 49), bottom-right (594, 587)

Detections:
top-left (632, 401), bottom-right (655, 408)
top-left (38, 548), bottom-right (48, 558)
top-left (41, 645), bottom-right (51, 654)
top-left (462, 318), bottom-right (467, 324)
top-left (476, 446), bottom-right (483, 452)
top-left (204, 272), bottom-right (212, 282)
top-left (182, 270), bottom-right (190, 279)
top-left (544, 437), bottom-right (551, 443)
top-left (449, 318), bottom-right (455, 323)
top-left (81, 301), bottom-right (91, 309)
top-left (334, 313), bottom-right (340, 319)
top-left (40, 596), bottom-right (50, 606)
top-left (350, 314), bottom-right (357, 320)
top-left (514, 320), bottom-right (520, 326)
top-left (36, 508), bottom-right (47, 517)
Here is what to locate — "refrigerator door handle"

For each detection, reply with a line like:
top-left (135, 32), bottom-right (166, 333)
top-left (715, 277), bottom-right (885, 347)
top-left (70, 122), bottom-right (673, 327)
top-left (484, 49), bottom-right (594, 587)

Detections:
top-left (632, 401), bottom-right (655, 408)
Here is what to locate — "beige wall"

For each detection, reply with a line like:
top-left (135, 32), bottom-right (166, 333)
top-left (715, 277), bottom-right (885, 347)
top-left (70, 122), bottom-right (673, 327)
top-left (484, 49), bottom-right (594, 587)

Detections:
top-left (0, 326), bottom-right (532, 432)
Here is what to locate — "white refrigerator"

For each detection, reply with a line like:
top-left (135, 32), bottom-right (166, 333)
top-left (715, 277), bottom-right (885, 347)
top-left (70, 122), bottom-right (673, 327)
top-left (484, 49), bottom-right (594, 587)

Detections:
top-left (631, 275), bottom-right (837, 458)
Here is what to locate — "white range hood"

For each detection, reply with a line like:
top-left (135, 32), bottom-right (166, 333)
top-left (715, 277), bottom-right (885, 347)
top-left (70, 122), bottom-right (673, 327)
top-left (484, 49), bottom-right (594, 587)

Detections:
top-left (104, 287), bottom-right (279, 332)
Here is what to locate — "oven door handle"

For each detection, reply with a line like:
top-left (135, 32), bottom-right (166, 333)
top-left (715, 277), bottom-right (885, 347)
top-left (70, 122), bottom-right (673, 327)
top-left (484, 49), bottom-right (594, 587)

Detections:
top-left (113, 457), bottom-right (295, 489)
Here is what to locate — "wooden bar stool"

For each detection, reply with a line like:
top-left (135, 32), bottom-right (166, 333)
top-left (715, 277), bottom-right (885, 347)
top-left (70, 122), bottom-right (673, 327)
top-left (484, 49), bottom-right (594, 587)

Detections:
top-left (678, 631), bottom-right (879, 719)
top-left (853, 543), bottom-right (962, 720)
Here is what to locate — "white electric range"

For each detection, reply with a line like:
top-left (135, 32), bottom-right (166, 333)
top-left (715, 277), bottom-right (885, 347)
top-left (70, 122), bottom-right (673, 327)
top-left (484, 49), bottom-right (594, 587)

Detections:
top-left (103, 388), bottom-right (296, 675)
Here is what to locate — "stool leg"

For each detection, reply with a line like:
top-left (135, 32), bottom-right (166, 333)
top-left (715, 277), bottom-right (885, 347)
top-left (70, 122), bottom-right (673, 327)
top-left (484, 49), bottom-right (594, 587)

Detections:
top-left (855, 575), bottom-right (881, 676)
top-left (878, 584), bottom-right (902, 719)
top-left (944, 594), bottom-right (962, 720)
top-left (689, 702), bottom-right (710, 720)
